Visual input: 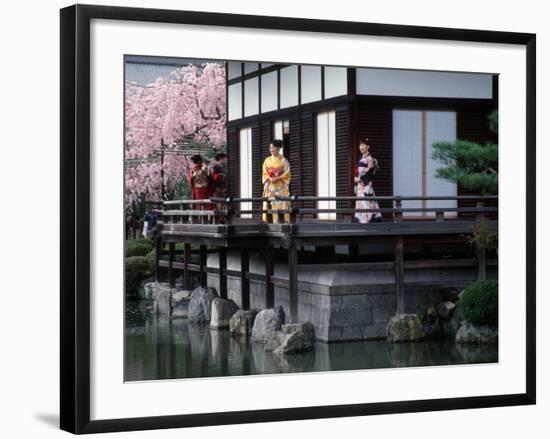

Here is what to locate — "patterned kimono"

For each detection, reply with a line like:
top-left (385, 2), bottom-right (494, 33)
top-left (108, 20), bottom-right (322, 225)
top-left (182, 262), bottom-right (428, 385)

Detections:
top-left (189, 163), bottom-right (210, 205)
top-left (262, 155), bottom-right (291, 223)
top-left (354, 154), bottom-right (382, 223)
top-left (208, 161), bottom-right (227, 199)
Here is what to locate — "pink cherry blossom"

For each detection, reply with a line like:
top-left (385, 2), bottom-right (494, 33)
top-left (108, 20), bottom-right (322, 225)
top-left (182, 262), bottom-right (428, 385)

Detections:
top-left (125, 63), bottom-right (226, 207)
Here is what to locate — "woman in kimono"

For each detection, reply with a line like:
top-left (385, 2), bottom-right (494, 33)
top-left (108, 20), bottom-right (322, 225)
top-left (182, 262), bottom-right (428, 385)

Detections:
top-left (354, 138), bottom-right (383, 223)
top-left (262, 139), bottom-right (291, 223)
top-left (188, 155), bottom-right (210, 209)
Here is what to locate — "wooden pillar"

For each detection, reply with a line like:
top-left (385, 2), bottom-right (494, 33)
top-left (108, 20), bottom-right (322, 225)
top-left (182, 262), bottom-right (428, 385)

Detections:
top-left (477, 246), bottom-right (487, 281)
top-left (219, 246), bottom-right (228, 299)
top-left (183, 243), bottom-right (191, 290)
top-left (288, 243), bottom-right (299, 323)
top-left (199, 245), bottom-right (207, 287)
top-left (168, 242), bottom-right (175, 288)
top-left (240, 248), bottom-right (250, 310)
top-left (155, 236), bottom-right (163, 282)
top-left (265, 243), bottom-right (274, 308)
top-left (395, 236), bottom-right (405, 315)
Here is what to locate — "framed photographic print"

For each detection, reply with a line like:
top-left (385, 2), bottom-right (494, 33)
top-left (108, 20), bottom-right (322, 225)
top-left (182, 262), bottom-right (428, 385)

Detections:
top-left (60, 4), bottom-right (536, 434)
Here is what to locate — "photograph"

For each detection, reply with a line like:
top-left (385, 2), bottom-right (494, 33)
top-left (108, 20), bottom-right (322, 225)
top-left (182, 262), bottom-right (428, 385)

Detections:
top-left (123, 55), bottom-right (499, 382)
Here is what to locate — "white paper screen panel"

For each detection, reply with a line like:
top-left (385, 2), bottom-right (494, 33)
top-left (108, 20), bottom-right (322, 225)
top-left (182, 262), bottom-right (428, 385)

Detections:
top-left (273, 120), bottom-right (284, 156)
top-left (358, 68), bottom-right (492, 99)
top-left (227, 61), bottom-right (242, 80)
top-left (426, 111), bottom-right (457, 214)
top-left (280, 65), bottom-right (298, 108)
top-left (239, 127), bottom-right (253, 216)
top-left (316, 111), bottom-right (336, 220)
top-left (301, 65), bottom-right (322, 104)
top-left (228, 83), bottom-right (242, 121)
top-left (261, 71), bottom-right (278, 113)
top-left (244, 77), bottom-right (259, 117)
top-left (324, 66), bottom-right (348, 99)
top-left (393, 110), bottom-right (423, 216)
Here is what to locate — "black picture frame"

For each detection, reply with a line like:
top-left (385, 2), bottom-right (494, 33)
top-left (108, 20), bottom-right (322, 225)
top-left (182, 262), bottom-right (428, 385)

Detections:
top-left (60, 4), bottom-right (536, 434)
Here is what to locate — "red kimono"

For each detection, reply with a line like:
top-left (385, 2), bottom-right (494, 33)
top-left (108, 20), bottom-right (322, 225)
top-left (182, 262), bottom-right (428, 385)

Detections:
top-left (189, 164), bottom-right (210, 200)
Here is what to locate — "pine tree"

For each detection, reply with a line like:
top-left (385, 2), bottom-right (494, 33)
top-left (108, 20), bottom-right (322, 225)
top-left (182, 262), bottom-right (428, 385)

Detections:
top-left (431, 110), bottom-right (498, 195)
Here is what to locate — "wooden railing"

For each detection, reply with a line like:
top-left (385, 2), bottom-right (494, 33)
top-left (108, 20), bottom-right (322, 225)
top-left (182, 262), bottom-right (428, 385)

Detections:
top-left (159, 195), bottom-right (498, 226)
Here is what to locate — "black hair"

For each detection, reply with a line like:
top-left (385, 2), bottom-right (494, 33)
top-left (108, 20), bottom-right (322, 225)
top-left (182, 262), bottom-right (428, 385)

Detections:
top-left (271, 139), bottom-right (283, 149)
top-left (215, 152), bottom-right (227, 161)
top-left (359, 137), bottom-right (371, 146)
top-left (190, 154), bottom-right (203, 164)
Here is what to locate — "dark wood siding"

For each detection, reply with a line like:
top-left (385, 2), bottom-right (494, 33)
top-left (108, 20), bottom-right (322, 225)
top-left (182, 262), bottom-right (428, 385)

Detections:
top-left (288, 115), bottom-right (302, 196)
top-left (335, 109), bottom-right (350, 209)
top-left (356, 104), bottom-right (393, 215)
top-left (227, 127), bottom-right (239, 198)
top-left (300, 112), bottom-right (315, 208)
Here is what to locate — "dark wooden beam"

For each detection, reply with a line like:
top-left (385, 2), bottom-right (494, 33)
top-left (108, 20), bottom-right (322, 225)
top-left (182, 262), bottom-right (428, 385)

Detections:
top-left (199, 245), bottom-right (207, 287)
top-left (395, 236), bottom-right (405, 315)
top-left (168, 242), bottom-right (175, 288)
top-left (183, 243), bottom-right (191, 289)
top-left (288, 243), bottom-right (299, 323)
top-left (240, 248), bottom-right (250, 310)
top-left (219, 246), bottom-right (228, 299)
top-left (265, 243), bottom-right (274, 308)
top-left (477, 246), bottom-right (487, 281)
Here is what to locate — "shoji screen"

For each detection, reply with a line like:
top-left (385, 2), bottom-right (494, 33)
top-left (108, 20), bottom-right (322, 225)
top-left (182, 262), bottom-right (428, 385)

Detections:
top-left (239, 127), bottom-right (253, 216)
top-left (393, 110), bottom-right (423, 216)
top-left (426, 111), bottom-right (457, 214)
top-left (392, 110), bottom-right (457, 217)
top-left (316, 111), bottom-right (336, 219)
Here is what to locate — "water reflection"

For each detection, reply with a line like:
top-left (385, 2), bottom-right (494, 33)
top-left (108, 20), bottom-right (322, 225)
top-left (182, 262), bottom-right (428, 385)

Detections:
top-left (124, 301), bottom-right (498, 382)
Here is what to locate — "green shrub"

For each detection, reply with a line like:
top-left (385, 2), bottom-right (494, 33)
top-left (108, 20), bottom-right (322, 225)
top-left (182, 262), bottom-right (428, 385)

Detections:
top-left (458, 280), bottom-right (498, 326)
top-left (125, 256), bottom-right (150, 296)
top-left (126, 239), bottom-right (155, 257)
top-left (145, 248), bottom-right (157, 275)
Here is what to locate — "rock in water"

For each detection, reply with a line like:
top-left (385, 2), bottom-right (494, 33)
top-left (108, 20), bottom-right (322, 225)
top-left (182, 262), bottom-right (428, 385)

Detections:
top-left (386, 314), bottom-right (424, 343)
top-left (266, 322), bottom-right (315, 355)
top-left (455, 322), bottom-right (498, 344)
top-left (210, 298), bottom-right (239, 329)
top-left (437, 301), bottom-right (456, 320)
top-left (251, 306), bottom-right (285, 343)
top-left (229, 309), bottom-right (259, 336)
top-left (171, 290), bottom-right (191, 318)
top-left (188, 287), bottom-right (218, 324)
top-left (153, 289), bottom-right (172, 316)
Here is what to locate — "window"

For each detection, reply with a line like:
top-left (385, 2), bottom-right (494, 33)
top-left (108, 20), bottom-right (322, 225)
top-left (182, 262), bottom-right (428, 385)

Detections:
top-left (244, 77), bottom-right (259, 117)
top-left (316, 111), bottom-right (337, 220)
top-left (280, 66), bottom-right (298, 108)
top-left (228, 83), bottom-right (242, 121)
top-left (239, 127), bottom-right (253, 217)
top-left (392, 110), bottom-right (457, 217)
top-left (273, 119), bottom-right (290, 156)
top-left (261, 71), bottom-right (278, 113)
top-left (301, 65), bottom-right (321, 104)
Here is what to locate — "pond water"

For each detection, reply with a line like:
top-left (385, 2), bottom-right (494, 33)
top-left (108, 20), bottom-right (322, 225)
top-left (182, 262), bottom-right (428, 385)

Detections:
top-left (124, 300), bottom-right (498, 382)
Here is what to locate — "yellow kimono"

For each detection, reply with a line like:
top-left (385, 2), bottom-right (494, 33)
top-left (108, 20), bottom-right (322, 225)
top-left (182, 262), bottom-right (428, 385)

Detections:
top-left (262, 155), bottom-right (291, 223)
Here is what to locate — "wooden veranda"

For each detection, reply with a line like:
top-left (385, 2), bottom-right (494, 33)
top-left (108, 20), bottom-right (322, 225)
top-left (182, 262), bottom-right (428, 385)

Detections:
top-left (154, 195), bottom-right (498, 322)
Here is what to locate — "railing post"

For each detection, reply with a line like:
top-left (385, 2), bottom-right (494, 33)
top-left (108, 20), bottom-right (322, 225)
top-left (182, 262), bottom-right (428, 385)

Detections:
top-left (435, 210), bottom-right (444, 222)
top-left (266, 200), bottom-right (273, 224)
top-left (394, 197), bottom-right (403, 222)
top-left (225, 197), bottom-right (234, 225)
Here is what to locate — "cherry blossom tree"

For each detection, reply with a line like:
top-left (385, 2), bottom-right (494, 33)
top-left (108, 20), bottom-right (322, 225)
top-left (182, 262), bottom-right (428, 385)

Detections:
top-left (125, 63), bottom-right (226, 208)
